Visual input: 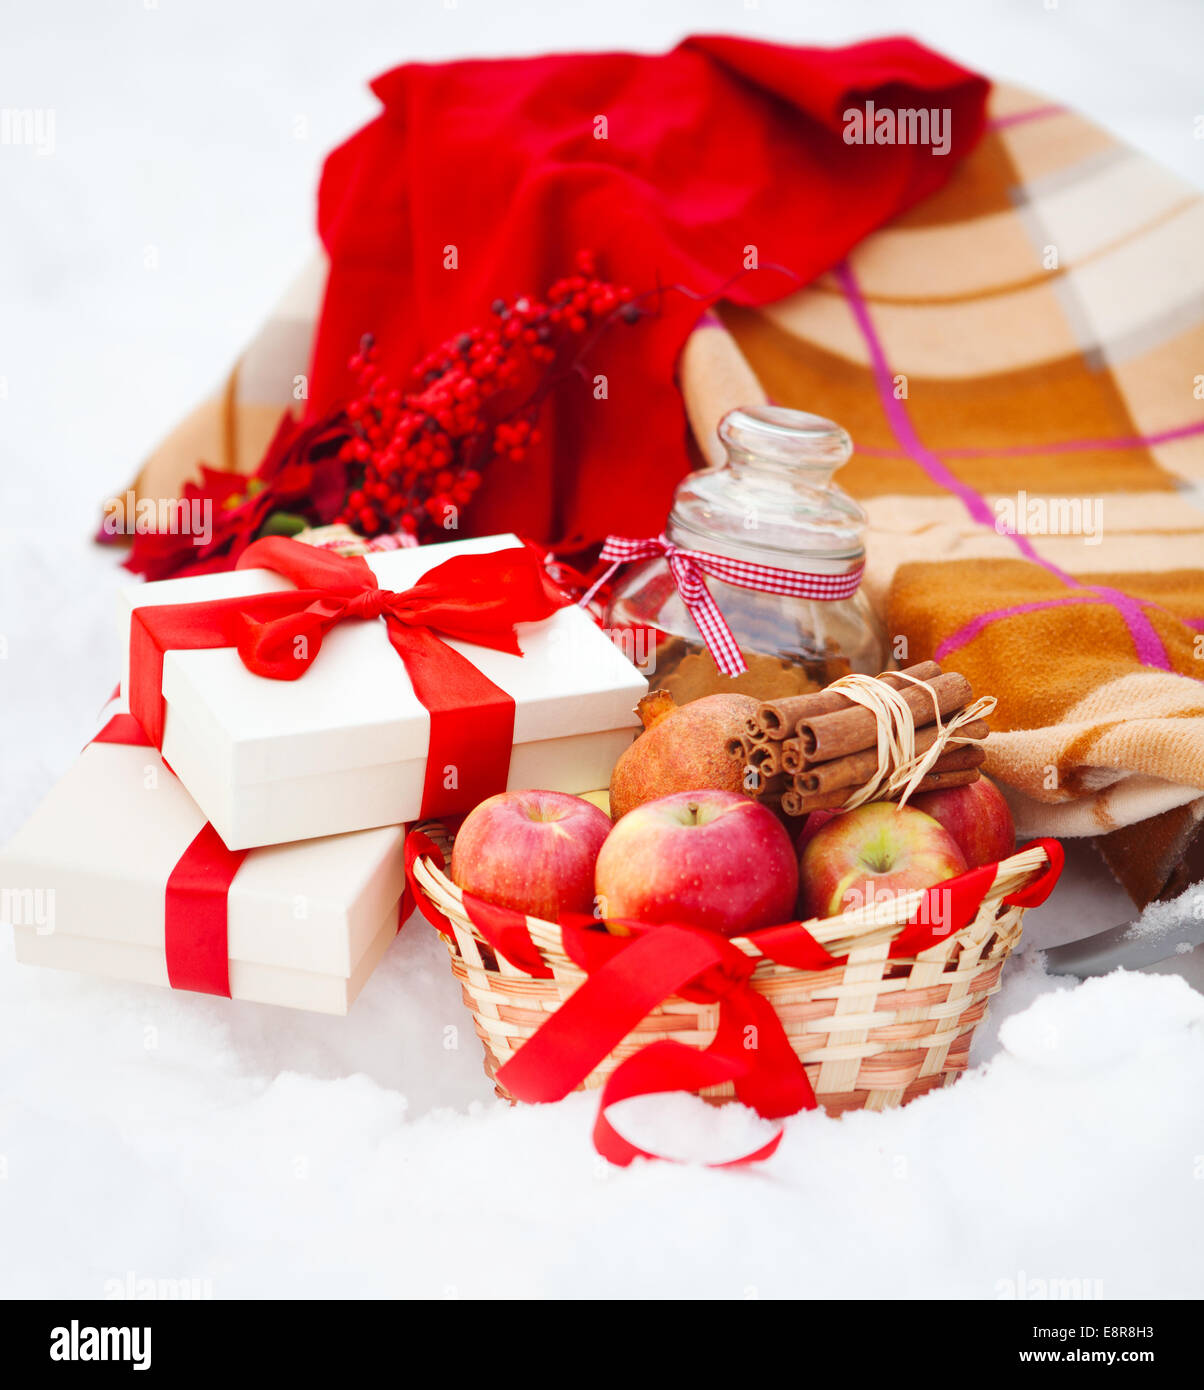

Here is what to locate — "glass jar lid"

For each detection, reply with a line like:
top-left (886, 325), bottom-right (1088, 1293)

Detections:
top-left (667, 405), bottom-right (867, 570)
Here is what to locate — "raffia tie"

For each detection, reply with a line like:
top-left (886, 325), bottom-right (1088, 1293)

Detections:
top-left (824, 671), bottom-right (997, 811)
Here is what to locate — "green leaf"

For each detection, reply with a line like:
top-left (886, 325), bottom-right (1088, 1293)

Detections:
top-left (259, 511), bottom-right (308, 538)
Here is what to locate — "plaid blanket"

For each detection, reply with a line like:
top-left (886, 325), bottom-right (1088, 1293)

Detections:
top-left (684, 82), bottom-right (1204, 899)
top-left (126, 82), bottom-right (1204, 903)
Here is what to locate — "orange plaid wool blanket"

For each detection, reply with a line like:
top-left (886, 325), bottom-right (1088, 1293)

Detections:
top-left (682, 82), bottom-right (1204, 903)
top-left (126, 82), bottom-right (1204, 905)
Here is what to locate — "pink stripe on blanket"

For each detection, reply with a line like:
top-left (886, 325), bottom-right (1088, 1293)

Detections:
top-left (987, 103), bottom-right (1066, 131)
top-left (941, 419), bottom-right (1204, 458)
top-left (936, 595), bottom-right (1099, 661)
top-left (937, 593), bottom-right (1180, 667)
top-left (835, 260), bottom-right (1173, 672)
top-left (856, 417), bottom-right (1204, 460)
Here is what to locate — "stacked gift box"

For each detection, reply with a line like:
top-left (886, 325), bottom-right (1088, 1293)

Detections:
top-left (1, 533), bottom-right (647, 1012)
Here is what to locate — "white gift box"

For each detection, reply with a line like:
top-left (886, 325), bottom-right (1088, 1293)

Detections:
top-left (1, 735), bottom-right (406, 1014)
top-left (119, 533), bottom-right (646, 850)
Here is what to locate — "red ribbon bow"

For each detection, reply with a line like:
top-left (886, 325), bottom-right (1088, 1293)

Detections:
top-left (583, 533), bottom-right (865, 677)
top-left (406, 831), bottom-right (1064, 1166)
top-left (129, 537), bottom-right (569, 820)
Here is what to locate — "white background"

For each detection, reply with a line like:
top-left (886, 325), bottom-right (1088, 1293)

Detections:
top-left (2, 0), bottom-right (1203, 1301)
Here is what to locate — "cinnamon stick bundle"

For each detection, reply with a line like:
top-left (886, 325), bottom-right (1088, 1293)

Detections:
top-left (794, 718), bottom-right (989, 795)
top-left (750, 661), bottom-right (941, 740)
top-left (736, 659), bottom-right (993, 818)
top-left (786, 763), bottom-right (981, 815)
top-left (795, 672), bottom-right (972, 764)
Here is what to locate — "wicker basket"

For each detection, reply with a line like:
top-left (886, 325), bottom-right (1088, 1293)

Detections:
top-left (410, 836), bottom-right (1056, 1115)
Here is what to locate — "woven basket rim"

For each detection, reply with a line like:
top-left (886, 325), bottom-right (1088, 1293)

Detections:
top-left (412, 840), bottom-right (1050, 974)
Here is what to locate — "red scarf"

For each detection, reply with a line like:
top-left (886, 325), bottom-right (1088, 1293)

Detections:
top-left (309, 35), bottom-right (988, 549)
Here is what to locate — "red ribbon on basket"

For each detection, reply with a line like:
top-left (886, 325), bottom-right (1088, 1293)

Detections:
top-left (127, 537), bottom-right (569, 820)
top-left (580, 533), bottom-right (865, 677)
top-left (406, 831), bottom-right (1064, 1166)
top-left (90, 712), bottom-right (248, 995)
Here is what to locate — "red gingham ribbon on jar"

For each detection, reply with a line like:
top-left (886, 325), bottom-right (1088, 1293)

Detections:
top-left (580, 533), bottom-right (865, 677)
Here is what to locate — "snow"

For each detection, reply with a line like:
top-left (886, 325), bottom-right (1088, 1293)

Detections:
top-left (998, 971), bottom-right (1204, 1074)
top-left (1126, 879), bottom-right (1204, 944)
top-left (4, 927), bottom-right (1202, 1298)
top-left (3, 0), bottom-right (1204, 1299)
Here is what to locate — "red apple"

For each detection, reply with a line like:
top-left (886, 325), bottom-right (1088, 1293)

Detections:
top-left (594, 789), bottom-right (798, 937)
top-left (799, 801), bottom-right (967, 920)
top-left (907, 775), bottom-right (1015, 869)
top-left (450, 790), bottom-right (611, 920)
top-left (794, 808), bottom-right (836, 856)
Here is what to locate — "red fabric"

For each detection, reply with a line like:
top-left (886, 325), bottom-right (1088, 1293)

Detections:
top-left (127, 537), bottom-right (568, 820)
top-left (309, 35), bottom-right (989, 549)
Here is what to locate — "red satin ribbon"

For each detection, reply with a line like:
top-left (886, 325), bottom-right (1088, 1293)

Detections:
top-left (90, 715), bottom-right (247, 997)
top-left (127, 537), bottom-right (568, 819)
top-left (405, 831), bottom-right (1064, 1165)
top-left (92, 712), bottom-right (151, 748)
top-left (164, 824), bottom-right (248, 995)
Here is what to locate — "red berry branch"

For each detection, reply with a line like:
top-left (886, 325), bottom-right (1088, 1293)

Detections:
top-left (333, 250), bottom-right (639, 540)
top-left (116, 251), bottom-right (668, 580)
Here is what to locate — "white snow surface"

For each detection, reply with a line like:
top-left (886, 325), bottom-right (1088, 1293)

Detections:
top-left (1126, 879), bottom-right (1204, 944)
top-left (4, 927), bottom-right (1203, 1299)
top-left (3, 0), bottom-right (1204, 1299)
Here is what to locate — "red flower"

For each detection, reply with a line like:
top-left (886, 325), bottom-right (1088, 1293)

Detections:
top-left (123, 411), bottom-right (351, 581)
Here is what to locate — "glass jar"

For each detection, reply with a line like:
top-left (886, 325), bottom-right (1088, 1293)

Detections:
top-left (606, 406), bottom-right (886, 703)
